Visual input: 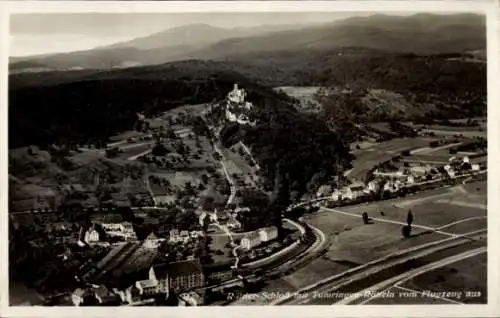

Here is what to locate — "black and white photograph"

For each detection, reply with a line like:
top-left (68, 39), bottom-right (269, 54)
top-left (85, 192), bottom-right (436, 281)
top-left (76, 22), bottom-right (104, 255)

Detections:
top-left (1, 1), bottom-right (498, 317)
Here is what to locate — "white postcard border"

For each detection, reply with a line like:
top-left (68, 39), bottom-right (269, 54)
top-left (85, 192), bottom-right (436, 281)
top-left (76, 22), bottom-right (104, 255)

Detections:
top-left (0, 1), bottom-right (499, 317)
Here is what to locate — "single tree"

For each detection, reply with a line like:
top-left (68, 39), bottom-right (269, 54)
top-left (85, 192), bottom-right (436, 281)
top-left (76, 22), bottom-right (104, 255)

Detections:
top-left (402, 225), bottom-right (411, 238)
top-left (407, 210), bottom-right (414, 227)
top-left (362, 212), bottom-right (369, 224)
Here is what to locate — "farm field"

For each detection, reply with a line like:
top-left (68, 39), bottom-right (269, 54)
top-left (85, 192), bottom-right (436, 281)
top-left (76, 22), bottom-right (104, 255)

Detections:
top-left (274, 86), bottom-right (322, 113)
top-left (400, 153), bottom-right (486, 166)
top-left (400, 252), bottom-right (487, 304)
top-left (108, 131), bottom-right (149, 143)
top-left (220, 145), bottom-right (258, 189)
top-left (415, 124), bottom-right (487, 132)
top-left (335, 182), bottom-right (486, 230)
top-left (256, 181), bottom-right (487, 299)
top-left (420, 128), bottom-right (486, 138)
top-left (348, 137), bottom-right (437, 180)
top-left (365, 251), bottom-right (487, 304)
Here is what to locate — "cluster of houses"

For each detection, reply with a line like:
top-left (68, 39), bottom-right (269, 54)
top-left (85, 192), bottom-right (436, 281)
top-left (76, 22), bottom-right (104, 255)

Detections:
top-left (72, 258), bottom-right (206, 306)
top-left (79, 220), bottom-right (204, 248)
top-left (78, 220), bottom-right (137, 247)
top-left (199, 208), bottom-right (243, 231)
top-left (240, 226), bottom-right (279, 250)
top-left (168, 229), bottom-right (204, 244)
top-left (225, 84), bottom-right (256, 127)
top-left (318, 155), bottom-right (484, 202)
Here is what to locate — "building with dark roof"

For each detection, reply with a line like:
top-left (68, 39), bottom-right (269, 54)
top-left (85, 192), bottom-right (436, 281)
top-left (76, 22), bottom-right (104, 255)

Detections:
top-left (149, 259), bottom-right (205, 293)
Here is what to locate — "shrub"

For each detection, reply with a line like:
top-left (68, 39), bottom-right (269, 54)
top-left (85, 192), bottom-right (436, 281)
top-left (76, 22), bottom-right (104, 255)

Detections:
top-left (402, 225), bottom-right (411, 238)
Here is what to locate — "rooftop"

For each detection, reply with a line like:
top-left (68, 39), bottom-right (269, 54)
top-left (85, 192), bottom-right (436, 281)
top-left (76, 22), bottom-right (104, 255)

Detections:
top-left (145, 232), bottom-right (158, 240)
top-left (260, 226), bottom-right (278, 233)
top-left (152, 259), bottom-right (203, 279)
top-left (243, 231), bottom-right (261, 241)
top-left (136, 279), bottom-right (158, 289)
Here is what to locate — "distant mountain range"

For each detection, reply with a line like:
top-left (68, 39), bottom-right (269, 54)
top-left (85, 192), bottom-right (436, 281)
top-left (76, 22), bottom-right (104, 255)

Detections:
top-left (10, 13), bottom-right (486, 73)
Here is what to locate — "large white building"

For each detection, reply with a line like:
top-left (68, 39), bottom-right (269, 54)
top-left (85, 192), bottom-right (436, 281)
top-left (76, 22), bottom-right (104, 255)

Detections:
top-left (258, 226), bottom-right (278, 242)
top-left (135, 279), bottom-right (159, 296)
top-left (143, 232), bottom-right (164, 249)
top-left (84, 227), bottom-right (100, 244)
top-left (366, 181), bottom-right (380, 192)
top-left (240, 231), bottom-right (261, 250)
top-left (225, 84), bottom-right (256, 126)
top-left (227, 84), bottom-right (246, 104)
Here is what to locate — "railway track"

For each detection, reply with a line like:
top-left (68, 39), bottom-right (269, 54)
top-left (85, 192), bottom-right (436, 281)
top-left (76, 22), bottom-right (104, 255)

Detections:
top-left (272, 229), bottom-right (486, 305)
top-left (207, 222), bottom-right (325, 293)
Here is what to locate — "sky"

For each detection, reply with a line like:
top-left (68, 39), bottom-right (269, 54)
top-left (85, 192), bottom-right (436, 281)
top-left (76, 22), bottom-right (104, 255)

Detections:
top-left (10, 12), bottom-right (403, 57)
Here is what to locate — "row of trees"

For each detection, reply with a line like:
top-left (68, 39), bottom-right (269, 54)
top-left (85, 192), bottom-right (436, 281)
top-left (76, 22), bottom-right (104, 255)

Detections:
top-left (360, 209), bottom-right (414, 238)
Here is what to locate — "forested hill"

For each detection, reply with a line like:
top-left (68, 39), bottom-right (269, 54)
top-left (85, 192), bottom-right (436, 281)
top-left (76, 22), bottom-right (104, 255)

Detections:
top-left (10, 64), bottom-right (353, 202)
top-left (11, 49), bottom-right (486, 122)
top-left (7, 59), bottom-right (295, 149)
top-left (8, 66), bottom-right (274, 148)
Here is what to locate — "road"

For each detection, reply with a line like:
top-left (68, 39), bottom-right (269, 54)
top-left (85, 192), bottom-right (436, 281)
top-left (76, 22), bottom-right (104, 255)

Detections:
top-left (127, 149), bottom-right (152, 161)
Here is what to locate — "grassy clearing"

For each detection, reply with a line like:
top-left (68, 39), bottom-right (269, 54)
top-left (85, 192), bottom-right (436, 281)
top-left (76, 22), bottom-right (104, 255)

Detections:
top-left (400, 253), bottom-right (487, 304)
top-left (304, 207), bottom-right (447, 261)
top-left (349, 137), bottom-right (436, 180)
top-left (336, 184), bottom-right (486, 230)
top-left (292, 183), bottom-right (487, 284)
top-left (208, 233), bottom-right (234, 264)
top-left (421, 129), bottom-right (487, 138)
top-left (280, 257), bottom-right (354, 290)
top-left (274, 86), bottom-right (322, 113)
top-left (109, 131), bottom-right (148, 142)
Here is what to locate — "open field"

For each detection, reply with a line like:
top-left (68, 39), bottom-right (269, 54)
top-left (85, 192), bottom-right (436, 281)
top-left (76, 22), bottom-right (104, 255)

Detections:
top-left (400, 252), bottom-right (487, 304)
top-left (221, 144), bottom-right (259, 189)
top-left (257, 182), bottom-right (486, 298)
top-left (420, 128), bottom-right (486, 138)
top-left (108, 131), bottom-right (149, 143)
top-left (336, 182), bottom-right (486, 229)
top-left (365, 250), bottom-right (487, 304)
top-left (348, 137), bottom-right (437, 180)
top-left (415, 123), bottom-right (487, 132)
top-left (274, 86), bottom-right (322, 113)
top-left (400, 153), bottom-right (486, 166)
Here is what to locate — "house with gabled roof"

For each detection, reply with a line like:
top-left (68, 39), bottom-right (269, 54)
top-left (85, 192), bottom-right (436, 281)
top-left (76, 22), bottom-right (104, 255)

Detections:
top-left (143, 231), bottom-right (164, 249)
